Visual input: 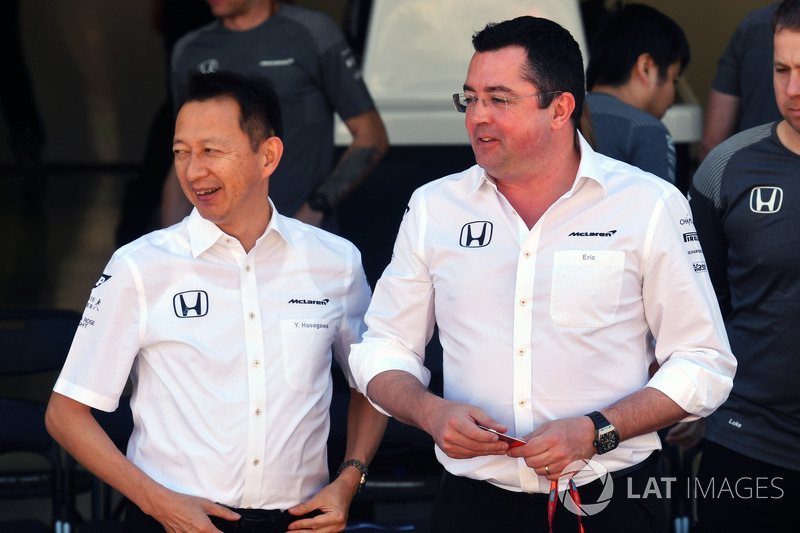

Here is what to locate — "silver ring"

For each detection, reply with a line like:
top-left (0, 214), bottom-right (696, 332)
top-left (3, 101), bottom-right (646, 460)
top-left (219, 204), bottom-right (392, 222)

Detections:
top-left (545, 465), bottom-right (551, 476)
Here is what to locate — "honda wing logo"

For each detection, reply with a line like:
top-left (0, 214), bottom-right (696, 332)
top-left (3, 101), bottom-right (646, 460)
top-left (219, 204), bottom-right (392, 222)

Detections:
top-left (173, 291), bottom-right (209, 318)
top-left (750, 187), bottom-right (783, 213)
top-left (460, 221), bottom-right (493, 248)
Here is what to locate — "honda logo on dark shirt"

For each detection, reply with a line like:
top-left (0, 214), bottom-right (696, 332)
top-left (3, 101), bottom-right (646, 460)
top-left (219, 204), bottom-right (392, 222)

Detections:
top-left (750, 187), bottom-right (783, 213)
top-left (460, 221), bottom-right (493, 248)
top-left (173, 291), bottom-right (209, 318)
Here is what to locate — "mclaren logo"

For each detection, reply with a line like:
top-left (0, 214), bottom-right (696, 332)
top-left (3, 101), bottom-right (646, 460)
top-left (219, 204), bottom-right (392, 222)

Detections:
top-left (198, 59), bottom-right (219, 74)
top-left (288, 298), bottom-right (330, 306)
top-left (568, 230), bottom-right (617, 237)
top-left (460, 221), bottom-right (493, 248)
top-left (173, 291), bottom-right (209, 318)
top-left (750, 187), bottom-right (783, 213)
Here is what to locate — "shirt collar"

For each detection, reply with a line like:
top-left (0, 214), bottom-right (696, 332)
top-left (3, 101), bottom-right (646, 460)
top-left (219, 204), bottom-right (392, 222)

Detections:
top-left (186, 199), bottom-right (292, 258)
top-left (470, 131), bottom-right (609, 198)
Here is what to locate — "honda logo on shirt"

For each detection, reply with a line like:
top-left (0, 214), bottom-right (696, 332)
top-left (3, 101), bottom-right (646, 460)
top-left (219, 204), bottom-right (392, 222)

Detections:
top-left (460, 221), bottom-right (493, 248)
top-left (750, 187), bottom-right (783, 213)
top-left (173, 291), bottom-right (209, 318)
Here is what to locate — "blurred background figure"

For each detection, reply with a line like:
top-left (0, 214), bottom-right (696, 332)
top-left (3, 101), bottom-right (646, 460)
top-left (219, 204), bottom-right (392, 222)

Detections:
top-left (699, 2), bottom-right (783, 162)
top-left (115, 0), bottom-right (213, 246)
top-left (586, 3), bottom-right (690, 186)
top-left (0, 0), bottom-right (47, 211)
top-left (161, 0), bottom-right (387, 233)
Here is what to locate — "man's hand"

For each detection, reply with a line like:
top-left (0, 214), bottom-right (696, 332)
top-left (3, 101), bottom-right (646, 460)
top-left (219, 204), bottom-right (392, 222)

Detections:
top-left (144, 486), bottom-right (241, 533)
top-left (507, 416), bottom-right (596, 480)
top-left (423, 400), bottom-right (511, 459)
top-left (286, 472), bottom-right (358, 532)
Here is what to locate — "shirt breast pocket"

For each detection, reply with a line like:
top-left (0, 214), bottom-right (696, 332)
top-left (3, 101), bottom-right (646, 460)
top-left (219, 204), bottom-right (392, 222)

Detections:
top-left (550, 250), bottom-right (626, 328)
top-left (280, 319), bottom-right (334, 392)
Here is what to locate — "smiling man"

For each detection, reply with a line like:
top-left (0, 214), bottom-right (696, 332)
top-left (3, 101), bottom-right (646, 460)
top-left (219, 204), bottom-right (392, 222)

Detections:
top-left (46, 71), bottom-right (386, 533)
top-left (689, 1), bottom-right (800, 531)
top-left (348, 16), bottom-right (735, 532)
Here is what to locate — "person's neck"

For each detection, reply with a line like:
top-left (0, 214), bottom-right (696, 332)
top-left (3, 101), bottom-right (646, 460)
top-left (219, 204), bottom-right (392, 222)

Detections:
top-left (495, 144), bottom-right (581, 230)
top-left (221, 0), bottom-right (277, 31)
top-left (777, 119), bottom-right (800, 156)
top-left (591, 84), bottom-right (643, 112)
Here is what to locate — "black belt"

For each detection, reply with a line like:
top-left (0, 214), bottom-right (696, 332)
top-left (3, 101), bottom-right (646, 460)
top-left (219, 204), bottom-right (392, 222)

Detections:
top-left (123, 500), bottom-right (322, 533)
top-left (209, 507), bottom-right (323, 533)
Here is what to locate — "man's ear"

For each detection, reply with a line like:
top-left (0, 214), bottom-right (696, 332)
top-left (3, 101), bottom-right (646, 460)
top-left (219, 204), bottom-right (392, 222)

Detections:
top-left (260, 136), bottom-right (283, 177)
top-left (551, 91), bottom-right (576, 130)
top-left (633, 53), bottom-right (658, 87)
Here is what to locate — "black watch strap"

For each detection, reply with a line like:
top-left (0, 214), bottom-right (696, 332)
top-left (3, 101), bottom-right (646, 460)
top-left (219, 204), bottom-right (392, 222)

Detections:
top-left (585, 410), bottom-right (620, 454)
top-left (586, 410), bottom-right (612, 430)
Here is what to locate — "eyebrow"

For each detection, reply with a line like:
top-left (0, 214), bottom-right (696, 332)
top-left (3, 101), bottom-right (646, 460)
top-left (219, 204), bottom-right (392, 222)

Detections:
top-left (463, 84), bottom-right (515, 94)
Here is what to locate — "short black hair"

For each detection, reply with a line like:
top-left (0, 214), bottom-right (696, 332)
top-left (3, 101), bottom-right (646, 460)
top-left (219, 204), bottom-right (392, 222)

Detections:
top-left (773, 0), bottom-right (800, 33)
top-left (586, 4), bottom-right (690, 90)
top-left (472, 16), bottom-right (585, 134)
top-left (176, 71), bottom-right (283, 151)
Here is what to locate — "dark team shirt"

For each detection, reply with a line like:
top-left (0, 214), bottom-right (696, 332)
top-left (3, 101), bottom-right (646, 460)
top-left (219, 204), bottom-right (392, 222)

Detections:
top-left (690, 121), bottom-right (800, 471)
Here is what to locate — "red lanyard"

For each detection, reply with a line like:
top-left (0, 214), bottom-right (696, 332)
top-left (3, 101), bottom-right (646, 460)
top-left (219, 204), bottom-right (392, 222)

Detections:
top-left (548, 479), bottom-right (585, 533)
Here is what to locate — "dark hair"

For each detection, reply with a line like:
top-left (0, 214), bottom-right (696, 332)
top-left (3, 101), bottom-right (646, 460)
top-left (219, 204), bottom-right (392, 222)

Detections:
top-left (472, 16), bottom-right (585, 134)
top-left (176, 71), bottom-right (283, 151)
top-left (773, 0), bottom-right (800, 33)
top-left (586, 4), bottom-right (690, 90)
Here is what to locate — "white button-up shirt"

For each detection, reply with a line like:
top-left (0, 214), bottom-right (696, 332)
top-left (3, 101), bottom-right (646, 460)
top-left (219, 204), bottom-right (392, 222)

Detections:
top-left (349, 135), bottom-right (735, 494)
top-left (55, 206), bottom-right (371, 509)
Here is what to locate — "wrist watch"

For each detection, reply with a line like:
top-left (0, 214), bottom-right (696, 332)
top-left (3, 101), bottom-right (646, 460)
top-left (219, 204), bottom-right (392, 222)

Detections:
top-left (306, 191), bottom-right (332, 216)
top-left (337, 459), bottom-right (368, 492)
top-left (585, 411), bottom-right (620, 454)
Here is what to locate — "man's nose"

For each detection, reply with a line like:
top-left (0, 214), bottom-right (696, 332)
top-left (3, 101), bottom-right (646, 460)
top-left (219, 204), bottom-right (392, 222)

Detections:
top-left (469, 97), bottom-right (493, 123)
top-left (184, 154), bottom-right (208, 181)
top-left (788, 70), bottom-right (800, 97)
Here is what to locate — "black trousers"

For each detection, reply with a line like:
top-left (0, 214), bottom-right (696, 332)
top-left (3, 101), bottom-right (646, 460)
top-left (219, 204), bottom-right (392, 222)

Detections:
top-left (123, 500), bottom-right (322, 533)
top-left (695, 440), bottom-right (800, 533)
top-left (430, 454), bottom-right (667, 533)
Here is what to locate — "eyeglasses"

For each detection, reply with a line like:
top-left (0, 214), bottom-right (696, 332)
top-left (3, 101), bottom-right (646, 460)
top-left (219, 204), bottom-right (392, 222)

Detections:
top-left (452, 91), bottom-right (563, 113)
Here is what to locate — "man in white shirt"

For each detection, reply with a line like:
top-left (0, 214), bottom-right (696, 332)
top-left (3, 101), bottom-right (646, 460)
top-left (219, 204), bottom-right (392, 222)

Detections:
top-left (348, 16), bottom-right (736, 532)
top-left (45, 71), bottom-right (387, 533)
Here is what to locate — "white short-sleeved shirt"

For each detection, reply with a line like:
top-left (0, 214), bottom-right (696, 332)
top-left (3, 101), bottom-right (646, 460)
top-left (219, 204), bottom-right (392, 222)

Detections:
top-left (54, 206), bottom-right (371, 510)
top-left (349, 134), bottom-right (736, 494)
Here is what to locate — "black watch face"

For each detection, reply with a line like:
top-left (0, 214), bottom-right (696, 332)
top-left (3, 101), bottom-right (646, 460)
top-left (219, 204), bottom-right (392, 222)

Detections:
top-left (594, 427), bottom-right (620, 454)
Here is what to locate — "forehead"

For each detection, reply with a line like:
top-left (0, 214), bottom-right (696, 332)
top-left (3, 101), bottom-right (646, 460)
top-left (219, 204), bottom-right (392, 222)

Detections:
top-left (465, 46), bottom-right (533, 91)
top-left (175, 97), bottom-right (243, 138)
top-left (774, 28), bottom-right (800, 64)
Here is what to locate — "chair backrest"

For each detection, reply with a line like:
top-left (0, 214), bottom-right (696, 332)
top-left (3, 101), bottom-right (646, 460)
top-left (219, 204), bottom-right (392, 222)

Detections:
top-left (0, 309), bottom-right (81, 375)
top-left (0, 309), bottom-right (81, 529)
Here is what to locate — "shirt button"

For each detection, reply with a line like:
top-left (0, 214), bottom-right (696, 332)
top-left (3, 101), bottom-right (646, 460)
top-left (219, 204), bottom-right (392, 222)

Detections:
top-left (518, 399), bottom-right (527, 407)
top-left (255, 408), bottom-right (262, 416)
top-left (517, 348), bottom-right (526, 356)
top-left (253, 458), bottom-right (260, 466)
top-left (524, 251), bottom-right (531, 258)
top-left (253, 360), bottom-right (260, 368)
top-left (519, 299), bottom-right (528, 306)
top-left (249, 312), bottom-right (255, 320)
top-left (245, 265), bottom-right (252, 272)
